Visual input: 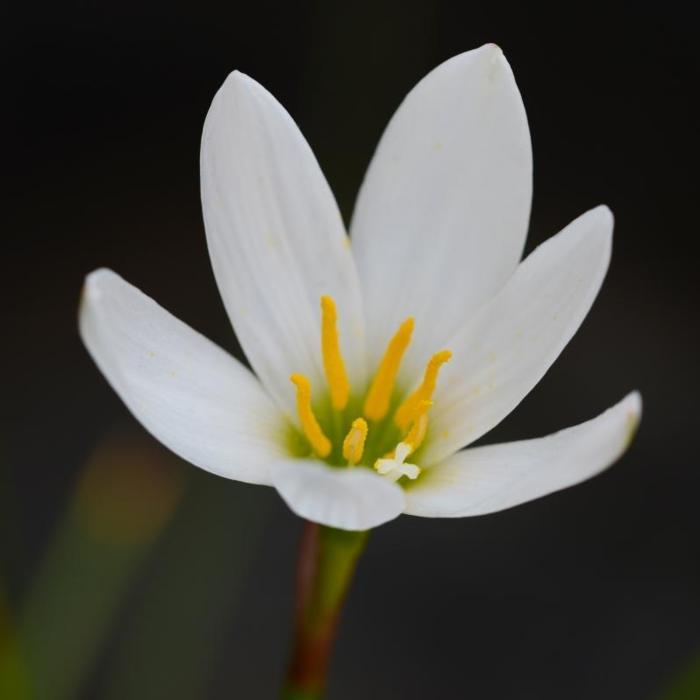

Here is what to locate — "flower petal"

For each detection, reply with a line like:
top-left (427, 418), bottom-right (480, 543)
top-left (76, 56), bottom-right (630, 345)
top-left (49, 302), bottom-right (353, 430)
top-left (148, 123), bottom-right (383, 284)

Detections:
top-left (271, 460), bottom-right (405, 530)
top-left (201, 72), bottom-right (365, 417)
top-left (405, 392), bottom-right (641, 517)
top-left (424, 205), bottom-right (613, 465)
top-left (350, 44), bottom-right (532, 378)
top-left (79, 269), bottom-right (285, 485)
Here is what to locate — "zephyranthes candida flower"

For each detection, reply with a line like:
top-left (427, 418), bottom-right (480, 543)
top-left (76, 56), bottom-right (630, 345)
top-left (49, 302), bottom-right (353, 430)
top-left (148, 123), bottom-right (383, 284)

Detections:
top-left (80, 44), bottom-right (641, 531)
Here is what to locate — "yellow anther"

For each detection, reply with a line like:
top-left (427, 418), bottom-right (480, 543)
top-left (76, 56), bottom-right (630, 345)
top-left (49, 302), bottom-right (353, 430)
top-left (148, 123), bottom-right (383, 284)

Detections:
top-left (404, 400), bottom-right (432, 452)
top-left (290, 374), bottom-right (331, 458)
top-left (394, 350), bottom-right (452, 431)
top-left (342, 417), bottom-right (368, 465)
top-left (320, 296), bottom-right (350, 411)
top-left (363, 318), bottom-right (414, 421)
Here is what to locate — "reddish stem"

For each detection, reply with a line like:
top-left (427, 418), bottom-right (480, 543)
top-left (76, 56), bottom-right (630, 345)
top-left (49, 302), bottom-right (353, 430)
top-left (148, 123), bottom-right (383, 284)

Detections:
top-left (282, 522), bottom-right (368, 699)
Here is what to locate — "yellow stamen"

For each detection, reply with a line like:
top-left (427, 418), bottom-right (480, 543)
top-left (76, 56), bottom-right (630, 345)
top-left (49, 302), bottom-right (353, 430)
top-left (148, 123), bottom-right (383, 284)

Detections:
top-left (404, 400), bottom-right (432, 452)
top-left (290, 374), bottom-right (331, 458)
top-left (342, 417), bottom-right (368, 465)
top-left (363, 318), bottom-right (414, 421)
top-left (394, 350), bottom-right (452, 430)
top-left (320, 296), bottom-right (350, 411)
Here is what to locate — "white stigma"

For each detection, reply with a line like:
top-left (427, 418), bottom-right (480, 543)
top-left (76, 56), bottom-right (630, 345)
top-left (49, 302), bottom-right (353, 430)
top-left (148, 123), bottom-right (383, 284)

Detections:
top-left (375, 442), bottom-right (421, 483)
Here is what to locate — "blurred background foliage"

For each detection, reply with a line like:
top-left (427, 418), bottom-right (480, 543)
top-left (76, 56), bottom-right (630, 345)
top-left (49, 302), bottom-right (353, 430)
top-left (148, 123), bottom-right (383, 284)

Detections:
top-left (658, 650), bottom-right (700, 700)
top-left (2, 0), bottom-right (698, 698)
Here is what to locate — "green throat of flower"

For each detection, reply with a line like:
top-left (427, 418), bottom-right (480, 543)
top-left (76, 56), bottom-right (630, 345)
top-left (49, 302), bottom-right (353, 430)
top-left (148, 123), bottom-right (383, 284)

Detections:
top-left (287, 296), bottom-right (451, 483)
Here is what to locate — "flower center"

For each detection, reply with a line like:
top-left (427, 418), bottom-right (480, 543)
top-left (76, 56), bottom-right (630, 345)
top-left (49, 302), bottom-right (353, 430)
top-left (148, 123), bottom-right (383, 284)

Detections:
top-left (289, 296), bottom-right (451, 482)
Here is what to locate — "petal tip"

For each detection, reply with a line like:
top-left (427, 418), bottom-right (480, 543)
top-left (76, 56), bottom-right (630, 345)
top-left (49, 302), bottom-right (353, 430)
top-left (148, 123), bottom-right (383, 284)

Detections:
top-left (576, 205), bottom-right (614, 251)
top-left (82, 268), bottom-right (116, 302)
top-left (442, 43), bottom-right (510, 83)
top-left (85, 266), bottom-right (115, 282)
top-left (219, 70), bottom-right (256, 100)
top-left (476, 43), bottom-right (510, 78)
top-left (623, 389), bottom-right (643, 422)
top-left (481, 42), bottom-right (504, 58)
top-left (614, 391), bottom-right (642, 451)
top-left (224, 69), bottom-right (251, 87)
top-left (593, 204), bottom-right (615, 229)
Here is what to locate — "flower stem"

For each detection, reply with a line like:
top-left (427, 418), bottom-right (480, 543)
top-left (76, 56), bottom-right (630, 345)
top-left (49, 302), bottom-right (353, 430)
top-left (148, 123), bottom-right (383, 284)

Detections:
top-left (281, 522), bottom-right (369, 699)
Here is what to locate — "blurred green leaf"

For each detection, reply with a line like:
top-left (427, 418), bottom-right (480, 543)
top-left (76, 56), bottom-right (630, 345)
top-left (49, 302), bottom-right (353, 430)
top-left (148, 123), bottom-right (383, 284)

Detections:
top-left (0, 583), bottom-right (31, 700)
top-left (657, 649), bottom-right (700, 700)
top-left (0, 432), bottom-right (184, 700)
top-left (97, 470), bottom-right (271, 700)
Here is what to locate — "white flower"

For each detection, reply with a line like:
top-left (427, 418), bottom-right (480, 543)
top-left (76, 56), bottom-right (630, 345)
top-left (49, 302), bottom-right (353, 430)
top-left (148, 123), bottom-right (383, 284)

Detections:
top-left (80, 44), bottom-right (641, 531)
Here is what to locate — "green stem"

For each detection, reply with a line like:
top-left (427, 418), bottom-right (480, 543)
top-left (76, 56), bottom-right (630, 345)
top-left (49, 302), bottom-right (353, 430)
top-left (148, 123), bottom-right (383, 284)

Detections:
top-left (281, 522), bottom-right (369, 700)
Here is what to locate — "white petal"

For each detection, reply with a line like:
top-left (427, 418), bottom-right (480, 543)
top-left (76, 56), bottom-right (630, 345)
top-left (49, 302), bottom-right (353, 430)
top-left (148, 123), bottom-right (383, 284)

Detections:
top-left (79, 269), bottom-right (286, 485)
top-left (406, 392), bottom-right (641, 517)
top-left (272, 460), bottom-right (405, 530)
top-left (201, 72), bottom-right (366, 417)
top-left (424, 206), bottom-right (613, 465)
top-left (350, 44), bottom-right (532, 378)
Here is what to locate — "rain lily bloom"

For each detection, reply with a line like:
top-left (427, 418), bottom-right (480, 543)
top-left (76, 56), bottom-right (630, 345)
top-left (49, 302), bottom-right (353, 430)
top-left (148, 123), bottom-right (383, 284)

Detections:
top-left (80, 44), bottom-right (641, 532)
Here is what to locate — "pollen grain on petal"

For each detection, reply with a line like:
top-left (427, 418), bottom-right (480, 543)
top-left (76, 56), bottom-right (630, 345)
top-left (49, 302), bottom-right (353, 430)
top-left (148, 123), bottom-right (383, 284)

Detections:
top-left (363, 317), bottom-right (414, 421)
top-left (320, 295), bottom-right (350, 411)
top-left (394, 350), bottom-right (452, 431)
top-left (342, 417), bottom-right (368, 465)
top-left (290, 373), bottom-right (331, 458)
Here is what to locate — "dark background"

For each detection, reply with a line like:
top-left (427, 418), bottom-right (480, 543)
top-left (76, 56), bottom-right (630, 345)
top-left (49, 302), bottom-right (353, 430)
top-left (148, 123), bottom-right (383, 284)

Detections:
top-left (3, 2), bottom-right (698, 698)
